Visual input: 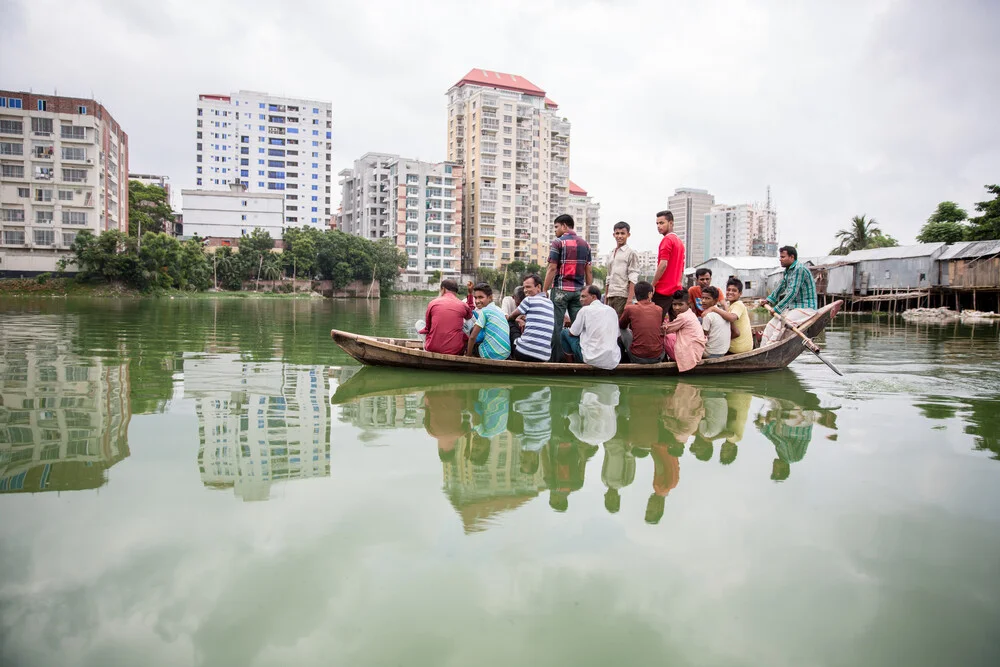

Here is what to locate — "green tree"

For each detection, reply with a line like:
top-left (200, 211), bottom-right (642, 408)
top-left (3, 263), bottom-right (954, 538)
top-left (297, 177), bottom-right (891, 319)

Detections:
top-left (830, 215), bottom-right (897, 254)
top-left (916, 201), bottom-right (969, 243)
top-left (128, 181), bottom-right (175, 238)
top-left (282, 226), bottom-right (319, 279)
top-left (63, 229), bottom-right (143, 285)
top-left (525, 262), bottom-right (542, 277)
top-left (428, 270), bottom-right (442, 285)
top-left (592, 265), bottom-right (608, 283)
top-left (214, 247), bottom-right (245, 291)
top-left (966, 184), bottom-right (1000, 241)
top-left (370, 238), bottom-right (408, 292)
top-left (506, 260), bottom-right (527, 278)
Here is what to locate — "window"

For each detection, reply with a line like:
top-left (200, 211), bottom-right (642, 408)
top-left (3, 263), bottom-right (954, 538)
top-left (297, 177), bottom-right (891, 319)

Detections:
top-left (745, 281), bottom-right (753, 289)
top-left (77, 106), bottom-right (87, 115)
top-left (1, 164), bottom-right (24, 178)
top-left (58, 190), bottom-right (73, 201)
top-left (8, 98), bottom-right (23, 109)
top-left (197, 108), bottom-right (203, 116)
top-left (0, 141), bottom-right (23, 155)
top-left (62, 232), bottom-right (78, 246)
top-left (241, 214), bottom-right (247, 221)
top-left (34, 189), bottom-right (52, 202)
top-left (196, 178), bottom-right (202, 185)
top-left (0, 119), bottom-right (22, 134)
top-left (61, 146), bottom-right (86, 161)
top-left (36, 210), bottom-right (53, 224)
top-left (62, 211), bottom-right (87, 225)
top-left (61, 169), bottom-right (87, 183)
top-left (37, 100), bottom-right (47, 111)
top-left (3, 230), bottom-right (25, 244)
top-left (60, 125), bottom-right (86, 140)
top-left (34, 229), bottom-right (55, 245)
top-left (17, 187), bottom-right (29, 198)
top-left (1, 209), bottom-right (25, 222)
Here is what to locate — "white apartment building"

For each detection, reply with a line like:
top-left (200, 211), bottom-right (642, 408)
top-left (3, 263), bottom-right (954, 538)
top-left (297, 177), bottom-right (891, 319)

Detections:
top-left (181, 183), bottom-right (284, 243)
top-left (0, 90), bottom-right (128, 275)
top-left (707, 200), bottom-right (778, 258)
top-left (185, 355), bottom-right (330, 502)
top-left (636, 249), bottom-right (658, 278)
top-left (568, 180), bottom-right (600, 258)
top-left (339, 153), bottom-right (462, 287)
top-left (668, 187), bottom-right (716, 267)
top-left (446, 69), bottom-right (571, 271)
top-left (195, 90), bottom-right (332, 231)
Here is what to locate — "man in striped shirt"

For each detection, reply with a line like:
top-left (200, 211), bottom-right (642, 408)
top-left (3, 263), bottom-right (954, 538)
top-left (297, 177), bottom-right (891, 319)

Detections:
top-left (759, 245), bottom-right (818, 346)
top-left (507, 274), bottom-right (555, 362)
top-left (466, 283), bottom-right (511, 359)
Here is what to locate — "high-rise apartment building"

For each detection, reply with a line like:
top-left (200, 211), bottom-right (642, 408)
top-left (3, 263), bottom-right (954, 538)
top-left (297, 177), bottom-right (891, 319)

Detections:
top-left (0, 90), bottom-right (128, 275)
top-left (339, 152), bottom-right (462, 287)
top-left (707, 198), bottom-right (778, 258)
top-left (195, 90), bottom-right (332, 231)
top-left (567, 180), bottom-right (600, 259)
top-left (446, 69), bottom-right (571, 271)
top-left (668, 187), bottom-right (716, 267)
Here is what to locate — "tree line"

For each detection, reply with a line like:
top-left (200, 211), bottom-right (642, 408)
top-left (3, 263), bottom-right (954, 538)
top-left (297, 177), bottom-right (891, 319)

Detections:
top-left (831, 184), bottom-right (1000, 254)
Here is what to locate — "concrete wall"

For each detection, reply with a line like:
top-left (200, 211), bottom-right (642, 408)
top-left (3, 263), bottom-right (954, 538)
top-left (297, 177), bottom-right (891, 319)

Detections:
top-left (311, 279), bottom-right (381, 298)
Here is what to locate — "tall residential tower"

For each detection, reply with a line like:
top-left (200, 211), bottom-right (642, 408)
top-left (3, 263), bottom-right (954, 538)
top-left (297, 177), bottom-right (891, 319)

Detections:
top-left (195, 90), bottom-right (332, 230)
top-left (668, 187), bottom-right (716, 267)
top-left (446, 69), bottom-right (571, 271)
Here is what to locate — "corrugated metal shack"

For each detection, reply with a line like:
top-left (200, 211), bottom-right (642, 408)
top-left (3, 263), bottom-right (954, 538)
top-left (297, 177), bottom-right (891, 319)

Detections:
top-left (693, 256), bottom-right (781, 299)
top-left (811, 242), bottom-right (1000, 312)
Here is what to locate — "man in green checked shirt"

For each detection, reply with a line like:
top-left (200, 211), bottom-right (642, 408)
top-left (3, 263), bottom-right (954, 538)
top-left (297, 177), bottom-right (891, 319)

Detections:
top-left (758, 245), bottom-right (817, 346)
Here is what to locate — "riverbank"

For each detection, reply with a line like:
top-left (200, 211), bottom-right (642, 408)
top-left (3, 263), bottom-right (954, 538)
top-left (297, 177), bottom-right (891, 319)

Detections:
top-left (0, 278), bottom-right (324, 299)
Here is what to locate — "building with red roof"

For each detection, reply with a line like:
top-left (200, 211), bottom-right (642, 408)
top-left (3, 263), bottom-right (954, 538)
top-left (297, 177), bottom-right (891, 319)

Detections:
top-left (446, 70), bottom-right (572, 271)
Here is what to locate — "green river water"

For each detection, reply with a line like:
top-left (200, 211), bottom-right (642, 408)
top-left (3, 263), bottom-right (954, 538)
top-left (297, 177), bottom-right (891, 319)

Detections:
top-left (1, 297), bottom-right (998, 667)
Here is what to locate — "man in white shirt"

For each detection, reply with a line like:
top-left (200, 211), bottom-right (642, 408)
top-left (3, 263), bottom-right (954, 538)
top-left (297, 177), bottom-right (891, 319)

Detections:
top-left (560, 285), bottom-right (621, 370)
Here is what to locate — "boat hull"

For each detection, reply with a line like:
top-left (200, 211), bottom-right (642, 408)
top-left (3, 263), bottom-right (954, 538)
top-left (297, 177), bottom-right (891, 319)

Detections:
top-left (331, 301), bottom-right (841, 377)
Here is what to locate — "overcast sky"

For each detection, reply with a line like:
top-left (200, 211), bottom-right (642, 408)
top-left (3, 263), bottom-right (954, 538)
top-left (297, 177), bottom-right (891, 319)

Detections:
top-left (2, 0), bottom-right (997, 256)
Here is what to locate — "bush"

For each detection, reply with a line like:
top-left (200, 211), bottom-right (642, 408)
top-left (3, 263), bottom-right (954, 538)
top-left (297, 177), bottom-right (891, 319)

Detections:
top-left (35, 272), bottom-right (51, 284)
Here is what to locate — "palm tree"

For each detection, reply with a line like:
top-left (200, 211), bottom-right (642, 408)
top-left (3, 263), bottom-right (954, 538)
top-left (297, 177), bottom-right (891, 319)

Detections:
top-left (832, 215), bottom-right (882, 254)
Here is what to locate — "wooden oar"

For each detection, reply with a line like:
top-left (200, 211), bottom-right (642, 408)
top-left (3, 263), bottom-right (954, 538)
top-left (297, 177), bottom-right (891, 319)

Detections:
top-left (764, 304), bottom-right (844, 376)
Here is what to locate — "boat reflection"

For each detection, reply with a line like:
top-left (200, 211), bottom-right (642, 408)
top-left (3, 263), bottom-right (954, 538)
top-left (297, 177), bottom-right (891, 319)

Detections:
top-left (332, 368), bottom-right (840, 530)
top-left (0, 343), bottom-right (131, 494)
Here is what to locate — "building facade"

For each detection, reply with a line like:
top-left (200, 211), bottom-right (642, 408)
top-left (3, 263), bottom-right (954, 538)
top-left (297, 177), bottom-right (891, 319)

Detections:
top-left (707, 198), bottom-right (778, 259)
top-left (0, 90), bottom-right (128, 275)
top-left (668, 187), bottom-right (716, 268)
top-left (339, 153), bottom-right (462, 288)
top-left (446, 69), bottom-right (571, 271)
top-left (195, 90), bottom-right (332, 230)
top-left (567, 180), bottom-right (600, 259)
top-left (181, 183), bottom-right (284, 243)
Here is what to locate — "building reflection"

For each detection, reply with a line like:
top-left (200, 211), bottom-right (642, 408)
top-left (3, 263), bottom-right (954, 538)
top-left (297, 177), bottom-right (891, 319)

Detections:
top-left (332, 369), bottom-right (840, 528)
top-left (185, 355), bottom-right (330, 501)
top-left (0, 340), bottom-right (131, 494)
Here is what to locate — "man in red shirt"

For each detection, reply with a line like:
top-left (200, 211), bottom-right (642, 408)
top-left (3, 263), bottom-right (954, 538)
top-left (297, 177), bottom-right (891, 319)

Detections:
top-left (652, 210), bottom-right (685, 315)
top-left (419, 279), bottom-right (472, 355)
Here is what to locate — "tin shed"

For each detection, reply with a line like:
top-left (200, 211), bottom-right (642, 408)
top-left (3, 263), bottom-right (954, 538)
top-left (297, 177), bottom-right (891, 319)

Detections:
top-left (937, 240), bottom-right (1000, 289)
top-left (844, 244), bottom-right (947, 293)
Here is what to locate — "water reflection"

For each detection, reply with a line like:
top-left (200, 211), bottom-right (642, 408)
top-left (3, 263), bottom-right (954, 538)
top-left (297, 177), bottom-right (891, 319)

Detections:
top-left (0, 325), bottom-right (131, 494)
top-left (185, 355), bottom-right (331, 501)
top-left (332, 368), bottom-right (841, 530)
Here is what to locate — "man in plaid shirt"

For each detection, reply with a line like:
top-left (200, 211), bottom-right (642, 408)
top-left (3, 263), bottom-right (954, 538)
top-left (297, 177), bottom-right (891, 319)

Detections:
top-left (759, 245), bottom-right (817, 346)
top-left (543, 214), bottom-right (593, 361)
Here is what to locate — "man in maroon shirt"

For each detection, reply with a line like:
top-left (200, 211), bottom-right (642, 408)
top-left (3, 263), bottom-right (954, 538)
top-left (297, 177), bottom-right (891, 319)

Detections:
top-left (618, 281), bottom-right (665, 363)
top-left (652, 210), bottom-right (685, 315)
top-left (419, 279), bottom-right (472, 355)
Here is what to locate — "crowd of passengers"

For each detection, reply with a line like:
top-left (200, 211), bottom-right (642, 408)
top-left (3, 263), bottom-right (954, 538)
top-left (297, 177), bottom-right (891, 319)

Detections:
top-left (419, 210), bottom-right (817, 372)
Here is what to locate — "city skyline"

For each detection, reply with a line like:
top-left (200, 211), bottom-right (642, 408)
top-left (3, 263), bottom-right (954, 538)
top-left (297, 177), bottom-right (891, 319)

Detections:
top-left (1, 0), bottom-right (997, 257)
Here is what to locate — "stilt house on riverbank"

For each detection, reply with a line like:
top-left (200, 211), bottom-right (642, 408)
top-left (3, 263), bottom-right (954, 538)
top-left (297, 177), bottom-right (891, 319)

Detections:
top-left (807, 241), bottom-right (1000, 313)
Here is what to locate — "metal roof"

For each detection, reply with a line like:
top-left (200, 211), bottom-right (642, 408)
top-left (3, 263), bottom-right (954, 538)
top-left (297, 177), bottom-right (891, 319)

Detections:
top-left (937, 240), bottom-right (1000, 260)
top-left (810, 243), bottom-right (948, 266)
top-left (697, 256), bottom-right (782, 270)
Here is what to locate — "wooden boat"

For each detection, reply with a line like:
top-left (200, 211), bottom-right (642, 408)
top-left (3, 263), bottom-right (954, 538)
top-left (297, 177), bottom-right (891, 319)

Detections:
top-left (330, 300), bottom-right (842, 377)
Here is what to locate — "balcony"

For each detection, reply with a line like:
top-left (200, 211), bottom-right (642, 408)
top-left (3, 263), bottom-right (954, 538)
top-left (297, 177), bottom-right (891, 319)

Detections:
top-left (479, 187), bottom-right (497, 202)
top-left (32, 146), bottom-right (54, 160)
top-left (480, 201), bottom-right (496, 213)
top-left (481, 95), bottom-right (498, 108)
top-left (482, 118), bottom-right (499, 130)
top-left (481, 165), bottom-right (496, 178)
top-left (60, 127), bottom-right (88, 142)
top-left (516, 150), bottom-right (530, 162)
top-left (481, 142), bottom-right (498, 154)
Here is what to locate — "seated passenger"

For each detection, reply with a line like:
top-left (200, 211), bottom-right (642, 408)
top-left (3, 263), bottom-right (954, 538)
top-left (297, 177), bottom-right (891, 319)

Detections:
top-left (701, 277), bottom-right (752, 355)
top-left (500, 286), bottom-right (525, 317)
top-left (420, 279), bottom-right (473, 355)
top-left (688, 267), bottom-right (712, 318)
top-left (662, 290), bottom-right (706, 372)
top-left (618, 280), bottom-right (665, 364)
top-left (507, 274), bottom-right (555, 362)
top-left (561, 285), bottom-right (621, 369)
top-left (699, 286), bottom-right (731, 358)
top-left (465, 283), bottom-right (511, 360)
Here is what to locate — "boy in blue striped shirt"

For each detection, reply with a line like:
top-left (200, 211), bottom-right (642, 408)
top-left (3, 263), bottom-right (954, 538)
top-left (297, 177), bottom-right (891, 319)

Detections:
top-left (466, 283), bottom-right (511, 359)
